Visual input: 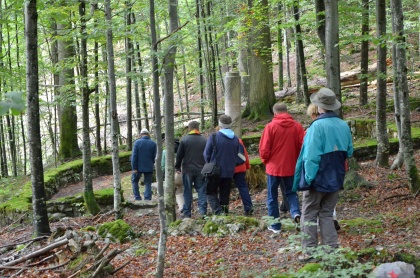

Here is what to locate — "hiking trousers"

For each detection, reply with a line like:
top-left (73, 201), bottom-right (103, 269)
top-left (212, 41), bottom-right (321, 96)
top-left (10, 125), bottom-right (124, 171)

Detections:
top-left (301, 189), bottom-right (339, 252)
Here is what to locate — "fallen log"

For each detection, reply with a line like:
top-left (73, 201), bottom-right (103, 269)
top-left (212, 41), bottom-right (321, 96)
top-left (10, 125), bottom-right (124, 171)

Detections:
top-left (1, 238), bottom-right (69, 267)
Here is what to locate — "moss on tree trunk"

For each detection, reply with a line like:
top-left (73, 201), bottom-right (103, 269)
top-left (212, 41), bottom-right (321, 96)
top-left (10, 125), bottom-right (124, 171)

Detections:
top-left (84, 190), bottom-right (100, 215)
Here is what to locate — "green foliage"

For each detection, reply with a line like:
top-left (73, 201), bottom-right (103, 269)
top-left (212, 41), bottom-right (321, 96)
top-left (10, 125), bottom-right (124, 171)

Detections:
top-left (0, 92), bottom-right (26, 116)
top-left (297, 262), bottom-right (322, 274)
top-left (97, 219), bottom-right (136, 243)
top-left (81, 226), bottom-right (96, 232)
top-left (202, 221), bottom-right (219, 236)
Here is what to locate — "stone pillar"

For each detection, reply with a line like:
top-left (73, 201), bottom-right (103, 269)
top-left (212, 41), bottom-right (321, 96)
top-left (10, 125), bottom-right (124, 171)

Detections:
top-left (224, 71), bottom-right (242, 138)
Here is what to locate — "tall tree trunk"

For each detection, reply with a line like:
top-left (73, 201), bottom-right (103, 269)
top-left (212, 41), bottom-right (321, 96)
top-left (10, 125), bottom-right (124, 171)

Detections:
top-left (293, 0), bottom-right (309, 105)
top-left (196, 0), bottom-right (205, 126)
top-left (105, 0), bottom-right (123, 220)
top-left (20, 115), bottom-right (26, 175)
top-left (315, 0), bottom-right (326, 61)
top-left (57, 18), bottom-right (81, 160)
top-left (247, 0), bottom-right (275, 120)
top-left (136, 42), bottom-right (150, 131)
top-left (277, 2), bottom-right (283, 90)
top-left (391, 0), bottom-right (420, 193)
top-left (325, 0), bottom-right (342, 118)
top-left (92, 3), bottom-right (102, 157)
top-left (180, 46), bottom-right (190, 116)
top-left (25, 0), bottom-right (51, 236)
top-left (125, 2), bottom-right (133, 151)
top-left (375, 0), bottom-right (389, 167)
top-left (102, 44), bottom-right (109, 154)
top-left (5, 115), bottom-right (17, 176)
top-left (285, 28), bottom-right (292, 87)
top-left (149, 0), bottom-right (165, 276)
top-left (0, 119), bottom-right (7, 177)
top-left (359, 0), bottom-right (369, 105)
top-left (79, 1), bottom-right (100, 215)
top-left (163, 0), bottom-right (179, 225)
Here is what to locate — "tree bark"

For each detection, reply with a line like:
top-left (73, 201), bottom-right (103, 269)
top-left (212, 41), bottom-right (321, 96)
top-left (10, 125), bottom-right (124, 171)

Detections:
top-left (247, 0), bottom-right (275, 120)
top-left (163, 0), bottom-right (179, 224)
top-left (25, 0), bottom-right (51, 236)
top-left (325, 0), bottom-right (342, 118)
top-left (391, 0), bottom-right (420, 193)
top-left (375, 0), bottom-right (389, 167)
top-left (149, 0), bottom-right (166, 277)
top-left (359, 0), bottom-right (369, 106)
top-left (105, 0), bottom-right (123, 220)
top-left (293, 0), bottom-right (310, 105)
top-left (57, 16), bottom-right (81, 160)
top-left (79, 1), bottom-right (100, 215)
top-left (125, 2), bottom-right (133, 151)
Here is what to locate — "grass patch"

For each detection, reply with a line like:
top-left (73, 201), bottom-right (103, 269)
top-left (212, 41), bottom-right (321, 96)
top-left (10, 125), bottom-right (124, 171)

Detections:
top-left (341, 217), bottom-right (384, 235)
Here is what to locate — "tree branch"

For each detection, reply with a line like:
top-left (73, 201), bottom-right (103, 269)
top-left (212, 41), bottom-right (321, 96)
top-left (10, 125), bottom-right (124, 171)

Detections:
top-left (154, 21), bottom-right (189, 47)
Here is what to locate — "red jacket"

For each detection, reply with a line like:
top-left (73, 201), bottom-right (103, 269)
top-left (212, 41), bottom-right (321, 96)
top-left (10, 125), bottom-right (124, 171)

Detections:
top-left (234, 139), bottom-right (250, 173)
top-left (259, 113), bottom-right (304, 176)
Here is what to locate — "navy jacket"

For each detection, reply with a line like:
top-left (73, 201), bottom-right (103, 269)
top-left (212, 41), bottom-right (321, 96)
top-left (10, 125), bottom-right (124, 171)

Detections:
top-left (203, 129), bottom-right (239, 179)
top-left (131, 136), bottom-right (157, 173)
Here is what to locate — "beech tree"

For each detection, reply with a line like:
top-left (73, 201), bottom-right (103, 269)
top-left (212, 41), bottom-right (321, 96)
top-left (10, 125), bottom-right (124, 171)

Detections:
top-left (105, 0), bottom-right (123, 220)
top-left (390, 0), bottom-right (420, 194)
top-left (375, 0), bottom-right (389, 167)
top-left (246, 0), bottom-right (275, 120)
top-left (25, 0), bottom-right (51, 236)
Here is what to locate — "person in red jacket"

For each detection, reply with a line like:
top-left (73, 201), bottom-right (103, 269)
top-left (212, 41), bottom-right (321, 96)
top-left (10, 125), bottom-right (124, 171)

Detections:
top-left (259, 103), bottom-right (305, 233)
top-left (233, 139), bottom-right (254, 215)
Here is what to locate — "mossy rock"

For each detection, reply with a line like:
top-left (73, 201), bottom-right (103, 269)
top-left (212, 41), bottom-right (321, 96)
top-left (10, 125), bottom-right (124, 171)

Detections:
top-left (97, 219), bottom-right (136, 243)
top-left (297, 263), bottom-right (322, 274)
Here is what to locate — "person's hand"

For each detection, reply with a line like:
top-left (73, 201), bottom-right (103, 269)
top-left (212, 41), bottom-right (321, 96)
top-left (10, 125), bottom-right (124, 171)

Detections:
top-left (133, 170), bottom-right (138, 174)
top-left (176, 169), bottom-right (181, 174)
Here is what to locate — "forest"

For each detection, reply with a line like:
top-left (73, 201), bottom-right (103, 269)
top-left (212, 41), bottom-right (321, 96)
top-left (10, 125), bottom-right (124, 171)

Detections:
top-left (0, 0), bottom-right (419, 277)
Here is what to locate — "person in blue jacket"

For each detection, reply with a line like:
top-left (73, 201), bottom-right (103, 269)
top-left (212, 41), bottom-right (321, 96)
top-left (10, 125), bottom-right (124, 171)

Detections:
top-left (203, 115), bottom-right (240, 215)
top-left (293, 88), bottom-right (353, 260)
top-left (131, 128), bottom-right (157, 201)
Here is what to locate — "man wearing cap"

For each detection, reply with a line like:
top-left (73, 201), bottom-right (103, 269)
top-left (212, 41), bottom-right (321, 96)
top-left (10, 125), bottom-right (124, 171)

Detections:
top-left (131, 128), bottom-right (157, 200)
top-left (203, 114), bottom-right (240, 215)
top-left (259, 103), bottom-right (305, 234)
top-left (175, 121), bottom-right (208, 218)
top-left (293, 87), bottom-right (353, 259)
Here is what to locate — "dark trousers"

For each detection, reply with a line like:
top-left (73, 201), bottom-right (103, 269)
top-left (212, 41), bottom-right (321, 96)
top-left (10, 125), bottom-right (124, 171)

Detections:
top-left (206, 176), bottom-right (232, 214)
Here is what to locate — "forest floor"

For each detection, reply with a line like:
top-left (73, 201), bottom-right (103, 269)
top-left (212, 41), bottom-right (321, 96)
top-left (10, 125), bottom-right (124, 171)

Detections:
top-left (1, 95), bottom-right (420, 277)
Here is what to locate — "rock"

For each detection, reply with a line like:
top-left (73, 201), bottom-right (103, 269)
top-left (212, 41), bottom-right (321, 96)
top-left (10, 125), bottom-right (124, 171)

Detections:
top-left (372, 261), bottom-right (415, 278)
top-left (49, 212), bottom-right (67, 223)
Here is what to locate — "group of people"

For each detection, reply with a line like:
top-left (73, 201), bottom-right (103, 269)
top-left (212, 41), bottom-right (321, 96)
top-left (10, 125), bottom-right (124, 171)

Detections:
top-left (260, 87), bottom-right (353, 259)
top-left (130, 115), bottom-right (254, 219)
top-left (130, 87), bottom-right (353, 259)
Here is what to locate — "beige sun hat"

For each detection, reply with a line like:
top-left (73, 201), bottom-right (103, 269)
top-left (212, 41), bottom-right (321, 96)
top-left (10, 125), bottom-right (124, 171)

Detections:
top-left (310, 88), bottom-right (341, 110)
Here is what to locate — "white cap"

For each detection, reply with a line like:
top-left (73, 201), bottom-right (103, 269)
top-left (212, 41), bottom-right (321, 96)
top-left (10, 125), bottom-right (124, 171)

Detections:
top-left (140, 128), bottom-right (150, 135)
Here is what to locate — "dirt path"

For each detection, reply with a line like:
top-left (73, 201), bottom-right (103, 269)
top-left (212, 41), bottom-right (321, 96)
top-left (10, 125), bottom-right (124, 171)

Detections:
top-left (51, 171), bottom-right (132, 199)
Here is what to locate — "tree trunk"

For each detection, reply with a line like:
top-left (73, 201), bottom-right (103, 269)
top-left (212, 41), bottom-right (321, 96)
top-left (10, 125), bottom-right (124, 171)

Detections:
top-left (375, 0), bottom-right (389, 167)
top-left (196, 0), bottom-right (205, 126)
top-left (325, 0), bottom-right (342, 118)
top-left (391, 0), bottom-right (420, 193)
top-left (79, 1), bottom-right (100, 216)
top-left (163, 0), bottom-right (179, 224)
top-left (135, 42), bottom-right (150, 131)
top-left (277, 3), bottom-right (283, 90)
top-left (57, 17), bottom-right (81, 160)
top-left (102, 44), bottom-right (109, 154)
top-left (247, 0), bottom-right (275, 120)
top-left (105, 0), bottom-right (123, 220)
top-left (0, 119), bottom-right (7, 177)
top-left (25, 0), bottom-right (51, 236)
top-left (125, 3), bottom-right (133, 151)
top-left (293, 0), bottom-right (310, 105)
top-left (359, 0), bottom-right (369, 106)
top-left (149, 0), bottom-right (166, 276)
top-left (92, 3), bottom-right (102, 157)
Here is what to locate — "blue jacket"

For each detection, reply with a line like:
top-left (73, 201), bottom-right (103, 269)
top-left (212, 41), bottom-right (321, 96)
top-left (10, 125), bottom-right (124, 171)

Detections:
top-left (131, 136), bottom-right (157, 173)
top-left (203, 129), bottom-right (239, 178)
top-left (293, 112), bottom-right (353, 192)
